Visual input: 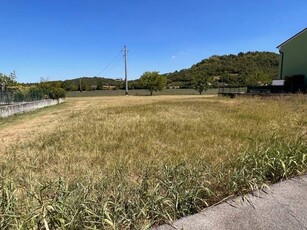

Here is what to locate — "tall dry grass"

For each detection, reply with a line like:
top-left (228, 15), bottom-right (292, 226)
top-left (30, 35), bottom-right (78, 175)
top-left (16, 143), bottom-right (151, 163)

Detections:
top-left (0, 95), bottom-right (307, 229)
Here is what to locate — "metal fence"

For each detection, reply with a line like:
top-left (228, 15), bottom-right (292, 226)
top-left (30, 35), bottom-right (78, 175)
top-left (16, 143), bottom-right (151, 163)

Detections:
top-left (218, 85), bottom-right (306, 97)
top-left (218, 86), bottom-right (247, 95)
top-left (0, 89), bottom-right (50, 105)
top-left (0, 91), bottom-right (14, 105)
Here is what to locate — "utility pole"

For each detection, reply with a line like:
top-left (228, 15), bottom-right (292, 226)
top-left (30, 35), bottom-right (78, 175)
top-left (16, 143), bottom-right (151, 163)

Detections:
top-left (123, 46), bottom-right (128, 95)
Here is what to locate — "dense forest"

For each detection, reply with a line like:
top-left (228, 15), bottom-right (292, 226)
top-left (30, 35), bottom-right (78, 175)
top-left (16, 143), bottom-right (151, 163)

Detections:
top-left (162, 51), bottom-right (280, 88)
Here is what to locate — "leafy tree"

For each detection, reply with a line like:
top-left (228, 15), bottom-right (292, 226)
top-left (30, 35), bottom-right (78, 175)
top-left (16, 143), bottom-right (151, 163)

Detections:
top-left (0, 72), bottom-right (17, 90)
top-left (97, 81), bottom-right (103, 90)
top-left (244, 70), bottom-right (271, 86)
top-left (193, 74), bottom-right (210, 95)
top-left (36, 79), bottom-right (66, 101)
top-left (62, 81), bottom-right (78, 91)
top-left (219, 74), bottom-right (245, 87)
top-left (48, 87), bottom-right (66, 101)
top-left (140, 71), bottom-right (167, 95)
top-left (128, 79), bottom-right (143, 89)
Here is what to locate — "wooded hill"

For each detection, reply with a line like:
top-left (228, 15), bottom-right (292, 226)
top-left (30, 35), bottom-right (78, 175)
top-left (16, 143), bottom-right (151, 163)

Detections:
top-left (162, 51), bottom-right (280, 88)
top-left (19, 51), bottom-right (280, 91)
top-left (61, 77), bottom-right (123, 91)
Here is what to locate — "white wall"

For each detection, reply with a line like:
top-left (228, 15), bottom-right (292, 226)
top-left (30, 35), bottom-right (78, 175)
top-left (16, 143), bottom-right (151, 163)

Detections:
top-left (0, 99), bottom-right (64, 118)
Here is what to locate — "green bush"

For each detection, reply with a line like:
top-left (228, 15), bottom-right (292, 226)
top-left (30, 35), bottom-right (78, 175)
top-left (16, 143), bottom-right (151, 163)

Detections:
top-left (48, 87), bottom-right (66, 100)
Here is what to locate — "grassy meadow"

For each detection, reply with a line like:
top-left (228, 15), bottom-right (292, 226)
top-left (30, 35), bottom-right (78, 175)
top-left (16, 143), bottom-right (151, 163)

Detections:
top-left (0, 95), bottom-right (307, 229)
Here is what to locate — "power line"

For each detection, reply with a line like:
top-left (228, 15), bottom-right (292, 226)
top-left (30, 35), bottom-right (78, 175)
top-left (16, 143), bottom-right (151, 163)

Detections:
top-left (95, 50), bottom-right (122, 77)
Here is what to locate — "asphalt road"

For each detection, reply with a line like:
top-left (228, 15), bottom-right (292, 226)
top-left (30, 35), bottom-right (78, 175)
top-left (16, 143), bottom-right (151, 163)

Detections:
top-left (155, 175), bottom-right (307, 230)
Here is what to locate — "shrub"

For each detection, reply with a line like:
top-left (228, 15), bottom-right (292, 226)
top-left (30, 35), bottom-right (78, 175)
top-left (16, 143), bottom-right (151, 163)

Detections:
top-left (48, 87), bottom-right (66, 100)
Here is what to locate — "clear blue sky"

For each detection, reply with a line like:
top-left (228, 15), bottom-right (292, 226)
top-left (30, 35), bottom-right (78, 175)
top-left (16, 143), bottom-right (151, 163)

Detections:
top-left (1, 0), bottom-right (306, 83)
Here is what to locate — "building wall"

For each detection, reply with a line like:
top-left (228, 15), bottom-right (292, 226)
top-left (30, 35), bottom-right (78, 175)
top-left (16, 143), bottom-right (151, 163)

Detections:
top-left (279, 31), bottom-right (307, 84)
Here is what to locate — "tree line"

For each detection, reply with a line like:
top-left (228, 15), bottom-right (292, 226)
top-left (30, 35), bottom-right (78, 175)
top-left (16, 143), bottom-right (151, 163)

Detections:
top-left (1, 51), bottom-right (280, 96)
top-left (0, 73), bottom-right (65, 101)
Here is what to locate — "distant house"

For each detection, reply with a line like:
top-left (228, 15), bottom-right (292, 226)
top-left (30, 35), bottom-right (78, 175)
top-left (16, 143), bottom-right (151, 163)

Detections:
top-left (277, 28), bottom-right (307, 86)
top-left (168, 84), bottom-right (180, 89)
top-left (102, 85), bottom-right (116, 90)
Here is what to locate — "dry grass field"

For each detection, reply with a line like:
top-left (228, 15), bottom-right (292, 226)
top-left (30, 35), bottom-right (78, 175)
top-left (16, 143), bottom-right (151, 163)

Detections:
top-left (0, 95), bottom-right (307, 229)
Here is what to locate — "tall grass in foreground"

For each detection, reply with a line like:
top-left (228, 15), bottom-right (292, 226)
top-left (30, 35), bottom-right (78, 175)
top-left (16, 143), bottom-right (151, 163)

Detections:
top-left (1, 95), bottom-right (307, 229)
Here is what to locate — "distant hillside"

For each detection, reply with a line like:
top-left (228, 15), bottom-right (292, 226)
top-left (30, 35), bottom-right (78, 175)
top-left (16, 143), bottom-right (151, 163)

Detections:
top-left (20, 51), bottom-right (280, 91)
top-left (61, 77), bottom-right (123, 91)
top-left (162, 51), bottom-right (280, 87)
